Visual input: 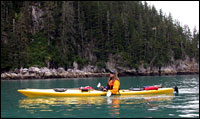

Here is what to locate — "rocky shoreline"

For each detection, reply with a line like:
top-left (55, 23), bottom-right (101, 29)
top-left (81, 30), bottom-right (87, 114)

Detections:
top-left (1, 56), bottom-right (199, 80)
top-left (1, 67), bottom-right (110, 80)
top-left (1, 66), bottom-right (199, 80)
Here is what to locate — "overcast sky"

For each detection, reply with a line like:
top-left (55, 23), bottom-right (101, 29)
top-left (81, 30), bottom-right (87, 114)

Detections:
top-left (145, 1), bottom-right (199, 31)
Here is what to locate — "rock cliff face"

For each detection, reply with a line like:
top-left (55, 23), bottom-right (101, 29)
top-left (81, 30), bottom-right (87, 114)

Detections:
top-left (1, 66), bottom-right (109, 80)
top-left (1, 57), bottom-right (198, 80)
top-left (31, 3), bottom-right (44, 34)
top-left (106, 55), bottom-right (199, 76)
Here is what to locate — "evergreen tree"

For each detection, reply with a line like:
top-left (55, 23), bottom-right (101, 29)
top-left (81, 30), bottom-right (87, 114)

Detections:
top-left (1, 1), bottom-right (199, 72)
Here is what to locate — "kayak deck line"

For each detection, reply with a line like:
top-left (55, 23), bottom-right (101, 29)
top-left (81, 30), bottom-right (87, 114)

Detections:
top-left (17, 88), bottom-right (174, 97)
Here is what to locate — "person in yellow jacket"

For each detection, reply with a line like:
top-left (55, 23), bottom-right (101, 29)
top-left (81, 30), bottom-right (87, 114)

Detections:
top-left (107, 70), bottom-right (120, 94)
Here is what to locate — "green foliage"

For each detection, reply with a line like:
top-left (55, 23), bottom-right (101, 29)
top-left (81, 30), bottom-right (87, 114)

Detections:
top-left (72, 56), bottom-right (89, 68)
top-left (143, 63), bottom-right (148, 69)
top-left (77, 58), bottom-right (89, 68)
top-left (96, 61), bottom-right (106, 69)
top-left (28, 32), bottom-right (52, 68)
top-left (1, 44), bottom-right (11, 70)
top-left (131, 63), bottom-right (139, 70)
top-left (1, 1), bottom-right (199, 72)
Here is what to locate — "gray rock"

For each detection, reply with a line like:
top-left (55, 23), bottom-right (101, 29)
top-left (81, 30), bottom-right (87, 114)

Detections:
top-left (51, 68), bottom-right (57, 73)
top-left (57, 67), bottom-right (65, 73)
top-left (161, 66), bottom-right (177, 74)
top-left (82, 65), bottom-right (96, 73)
top-left (29, 66), bottom-right (40, 73)
top-left (19, 67), bottom-right (23, 73)
top-left (13, 68), bottom-right (20, 74)
top-left (67, 69), bottom-right (73, 72)
top-left (106, 61), bottom-right (116, 71)
top-left (31, 5), bottom-right (44, 33)
top-left (21, 68), bottom-right (28, 74)
top-left (44, 72), bottom-right (52, 77)
top-left (40, 67), bottom-right (50, 73)
top-left (176, 64), bottom-right (188, 71)
top-left (10, 73), bottom-right (17, 78)
top-left (138, 65), bottom-right (146, 73)
top-left (73, 61), bottom-right (78, 70)
top-left (1, 73), bottom-right (5, 79)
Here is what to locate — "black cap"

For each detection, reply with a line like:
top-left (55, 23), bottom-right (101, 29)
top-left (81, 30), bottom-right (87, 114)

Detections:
top-left (109, 70), bottom-right (116, 74)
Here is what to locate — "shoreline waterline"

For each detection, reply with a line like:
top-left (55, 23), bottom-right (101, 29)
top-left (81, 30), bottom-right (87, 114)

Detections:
top-left (1, 71), bottom-right (198, 80)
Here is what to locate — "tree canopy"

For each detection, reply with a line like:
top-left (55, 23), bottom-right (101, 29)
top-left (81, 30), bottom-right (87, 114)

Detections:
top-left (1, 1), bottom-right (199, 71)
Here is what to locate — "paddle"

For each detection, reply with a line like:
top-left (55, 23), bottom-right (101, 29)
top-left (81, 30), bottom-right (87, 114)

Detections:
top-left (97, 82), bottom-right (101, 88)
top-left (106, 91), bottom-right (112, 97)
top-left (97, 82), bottom-right (112, 97)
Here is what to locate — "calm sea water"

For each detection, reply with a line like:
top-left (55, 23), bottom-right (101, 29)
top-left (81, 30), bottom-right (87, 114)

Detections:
top-left (1, 75), bottom-right (199, 118)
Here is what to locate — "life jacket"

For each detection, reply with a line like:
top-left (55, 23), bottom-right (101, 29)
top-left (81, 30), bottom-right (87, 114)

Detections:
top-left (107, 80), bottom-right (114, 89)
top-left (107, 78), bottom-right (120, 94)
top-left (110, 79), bottom-right (120, 94)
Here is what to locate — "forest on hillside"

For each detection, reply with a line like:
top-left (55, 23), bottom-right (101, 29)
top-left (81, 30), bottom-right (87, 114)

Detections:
top-left (1, 1), bottom-right (199, 72)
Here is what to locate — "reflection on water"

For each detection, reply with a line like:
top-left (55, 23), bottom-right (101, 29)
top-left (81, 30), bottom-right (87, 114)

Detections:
top-left (107, 94), bottom-right (174, 117)
top-left (19, 94), bottom-right (174, 117)
top-left (19, 96), bottom-right (106, 107)
top-left (107, 98), bottom-right (120, 117)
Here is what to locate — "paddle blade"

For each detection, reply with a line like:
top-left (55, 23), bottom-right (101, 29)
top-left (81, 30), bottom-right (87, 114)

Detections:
top-left (106, 91), bottom-right (112, 97)
top-left (97, 83), bottom-right (101, 88)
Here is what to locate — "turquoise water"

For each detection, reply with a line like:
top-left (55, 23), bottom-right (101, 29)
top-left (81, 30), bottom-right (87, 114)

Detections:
top-left (1, 75), bottom-right (199, 118)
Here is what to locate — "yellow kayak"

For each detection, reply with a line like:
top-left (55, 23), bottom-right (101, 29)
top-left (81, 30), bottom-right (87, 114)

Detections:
top-left (17, 88), bottom-right (175, 97)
